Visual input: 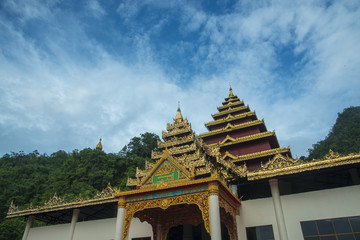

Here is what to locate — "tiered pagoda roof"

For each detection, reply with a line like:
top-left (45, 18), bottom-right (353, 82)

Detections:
top-left (199, 87), bottom-right (292, 171)
top-left (127, 107), bottom-right (212, 188)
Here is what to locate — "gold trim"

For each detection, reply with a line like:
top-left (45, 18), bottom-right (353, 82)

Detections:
top-left (217, 100), bottom-right (243, 111)
top-left (162, 126), bottom-right (192, 138)
top-left (199, 120), bottom-right (264, 138)
top-left (121, 191), bottom-right (211, 240)
top-left (208, 182), bottom-right (219, 196)
top-left (205, 112), bottom-right (256, 127)
top-left (206, 131), bottom-right (275, 147)
top-left (211, 105), bottom-right (249, 118)
top-left (248, 151), bottom-right (360, 180)
top-left (152, 143), bottom-right (197, 159)
top-left (140, 149), bottom-right (191, 187)
top-left (223, 147), bottom-right (291, 163)
top-left (7, 183), bottom-right (116, 218)
top-left (158, 134), bottom-right (195, 149)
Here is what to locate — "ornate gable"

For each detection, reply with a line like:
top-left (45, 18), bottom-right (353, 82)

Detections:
top-left (139, 149), bottom-right (192, 188)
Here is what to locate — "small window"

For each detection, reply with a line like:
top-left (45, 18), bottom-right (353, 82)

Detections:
top-left (246, 225), bottom-right (275, 240)
top-left (301, 216), bottom-right (360, 240)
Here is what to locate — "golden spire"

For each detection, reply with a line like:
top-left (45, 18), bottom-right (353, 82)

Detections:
top-left (96, 138), bottom-right (103, 150)
top-left (229, 85), bottom-right (234, 97)
top-left (174, 102), bottom-right (183, 121)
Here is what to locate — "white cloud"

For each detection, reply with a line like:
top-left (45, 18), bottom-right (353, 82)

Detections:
top-left (0, 0), bottom-right (359, 158)
top-left (87, 0), bottom-right (106, 18)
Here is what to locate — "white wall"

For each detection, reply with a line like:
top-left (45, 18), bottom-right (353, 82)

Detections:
top-left (25, 185), bottom-right (360, 240)
top-left (27, 217), bottom-right (152, 240)
top-left (128, 218), bottom-right (153, 240)
top-left (237, 185), bottom-right (360, 240)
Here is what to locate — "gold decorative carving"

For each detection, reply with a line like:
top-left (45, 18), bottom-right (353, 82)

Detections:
top-left (208, 182), bottom-right (219, 196)
top-left (260, 154), bottom-right (301, 170)
top-left (152, 143), bottom-right (197, 159)
top-left (198, 139), bottom-right (247, 178)
top-left (162, 125), bottom-right (191, 139)
top-left (248, 151), bottom-right (360, 180)
top-left (7, 201), bottom-right (18, 214)
top-left (158, 134), bottom-right (195, 149)
top-left (7, 184), bottom-right (117, 218)
top-left (43, 193), bottom-right (65, 207)
top-left (205, 111), bottom-right (255, 127)
top-left (118, 197), bottom-right (126, 208)
top-left (223, 147), bottom-right (291, 163)
top-left (121, 191), bottom-right (211, 240)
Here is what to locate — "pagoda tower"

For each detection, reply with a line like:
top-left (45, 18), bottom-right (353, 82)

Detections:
top-left (199, 87), bottom-right (292, 171)
top-left (127, 106), bottom-right (211, 188)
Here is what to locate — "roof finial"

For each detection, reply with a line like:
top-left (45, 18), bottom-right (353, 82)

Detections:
top-left (96, 138), bottom-right (103, 150)
top-left (174, 102), bottom-right (183, 121)
top-left (229, 84), bottom-right (234, 97)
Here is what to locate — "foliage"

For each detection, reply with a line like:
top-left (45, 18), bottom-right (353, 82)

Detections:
top-left (307, 106), bottom-right (360, 160)
top-left (0, 132), bottom-right (159, 240)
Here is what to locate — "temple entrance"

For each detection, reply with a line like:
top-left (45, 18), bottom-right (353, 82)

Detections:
top-left (166, 222), bottom-right (230, 240)
top-left (134, 204), bottom-right (208, 240)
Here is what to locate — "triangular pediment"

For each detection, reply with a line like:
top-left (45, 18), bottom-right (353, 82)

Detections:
top-left (220, 135), bottom-right (236, 144)
top-left (224, 123), bottom-right (234, 130)
top-left (141, 149), bottom-right (192, 186)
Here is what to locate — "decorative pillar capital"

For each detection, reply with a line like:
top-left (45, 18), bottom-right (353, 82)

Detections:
top-left (269, 178), bottom-right (279, 186)
top-left (208, 182), bottom-right (219, 196)
top-left (118, 197), bottom-right (126, 208)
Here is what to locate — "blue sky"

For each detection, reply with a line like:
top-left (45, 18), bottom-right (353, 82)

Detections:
top-left (0, 0), bottom-right (359, 158)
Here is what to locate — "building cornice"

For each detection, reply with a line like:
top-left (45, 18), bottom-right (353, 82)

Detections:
top-left (247, 151), bottom-right (360, 180)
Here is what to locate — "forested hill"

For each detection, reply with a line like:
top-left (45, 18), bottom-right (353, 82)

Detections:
top-left (307, 106), bottom-right (360, 160)
top-left (0, 132), bottom-right (159, 240)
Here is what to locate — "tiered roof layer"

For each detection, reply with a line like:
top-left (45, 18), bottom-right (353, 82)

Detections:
top-left (127, 107), bottom-right (211, 187)
top-left (199, 88), bottom-right (292, 171)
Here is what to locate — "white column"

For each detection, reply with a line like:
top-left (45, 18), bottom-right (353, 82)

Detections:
top-left (208, 182), bottom-right (221, 240)
top-left (115, 198), bottom-right (126, 240)
top-left (183, 224), bottom-right (193, 240)
top-left (269, 179), bottom-right (288, 240)
top-left (22, 215), bottom-right (34, 240)
top-left (68, 209), bottom-right (80, 240)
top-left (231, 185), bottom-right (238, 195)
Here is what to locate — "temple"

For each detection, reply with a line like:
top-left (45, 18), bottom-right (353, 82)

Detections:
top-left (6, 88), bottom-right (360, 240)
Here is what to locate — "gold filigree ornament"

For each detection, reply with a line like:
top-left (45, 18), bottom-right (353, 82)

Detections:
top-left (121, 191), bottom-right (211, 240)
top-left (260, 154), bottom-right (301, 170)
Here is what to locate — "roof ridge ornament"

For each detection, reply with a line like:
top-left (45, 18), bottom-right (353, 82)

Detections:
top-left (96, 138), bottom-right (103, 150)
top-left (229, 85), bottom-right (234, 98)
top-left (174, 102), bottom-right (183, 121)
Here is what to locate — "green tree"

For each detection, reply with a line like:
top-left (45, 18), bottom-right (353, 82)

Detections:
top-left (0, 132), bottom-right (160, 240)
top-left (307, 106), bottom-right (360, 159)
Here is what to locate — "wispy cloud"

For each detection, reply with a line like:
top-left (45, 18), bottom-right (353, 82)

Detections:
top-left (0, 0), bottom-right (359, 157)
